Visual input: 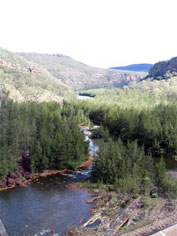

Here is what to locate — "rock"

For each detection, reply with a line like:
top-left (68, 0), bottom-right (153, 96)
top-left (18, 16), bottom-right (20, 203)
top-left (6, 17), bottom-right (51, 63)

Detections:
top-left (150, 187), bottom-right (158, 196)
top-left (0, 179), bottom-right (7, 188)
top-left (7, 177), bottom-right (15, 186)
top-left (94, 189), bottom-right (99, 194)
top-left (15, 170), bottom-right (22, 178)
top-left (15, 179), bottom-right (22, 185)
top-left (9, 172), bottom-right (18, 179)
top-left (102, 191), bottom-right (112, 200)
top-left (23, 172), bottom-right (32, 179)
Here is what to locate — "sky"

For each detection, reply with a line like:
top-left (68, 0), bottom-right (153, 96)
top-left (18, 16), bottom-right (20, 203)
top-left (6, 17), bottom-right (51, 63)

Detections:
top-left (0, 0), bottom-right (177, 68)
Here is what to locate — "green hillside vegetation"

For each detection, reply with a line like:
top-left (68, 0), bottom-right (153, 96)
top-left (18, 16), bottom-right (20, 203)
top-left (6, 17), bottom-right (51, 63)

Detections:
top-left (18, 52), bottom-right (146, 91)
top-left (79, 75), bottom-right (177, 109)
top-left (67, 77), bottom-right (177, 159)
top-left (0, 48), bottom-right (70, 102)
top-left (132, 77), bottom-right (177, 99)
top-left (64, 84), bottom-right (177, 196)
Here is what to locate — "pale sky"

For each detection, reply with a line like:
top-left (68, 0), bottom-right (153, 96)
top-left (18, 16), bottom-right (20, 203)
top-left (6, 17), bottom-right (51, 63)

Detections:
top-left (1, 0), bottom-right (177, 68)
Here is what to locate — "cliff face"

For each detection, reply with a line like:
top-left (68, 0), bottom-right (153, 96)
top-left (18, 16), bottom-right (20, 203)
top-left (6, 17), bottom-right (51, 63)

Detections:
top-left (148, 57), bottom-right (177, 79)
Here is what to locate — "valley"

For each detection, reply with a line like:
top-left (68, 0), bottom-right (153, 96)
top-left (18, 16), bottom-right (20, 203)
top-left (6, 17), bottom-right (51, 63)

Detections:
top-left (0, 50), bottom-right (177, 236)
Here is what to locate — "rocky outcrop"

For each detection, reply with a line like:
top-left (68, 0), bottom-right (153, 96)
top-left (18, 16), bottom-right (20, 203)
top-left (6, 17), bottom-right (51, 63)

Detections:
top-left (148, 57), bottom-right (177, 80)
top-left (0, 150), bottom-right (32, 191)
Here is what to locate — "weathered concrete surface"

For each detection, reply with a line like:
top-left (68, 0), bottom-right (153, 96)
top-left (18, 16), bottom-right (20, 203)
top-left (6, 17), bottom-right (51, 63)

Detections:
top-left (151, 224), bottom-right (177, 236)
top-left (0, 219), bottom-right (8, 236)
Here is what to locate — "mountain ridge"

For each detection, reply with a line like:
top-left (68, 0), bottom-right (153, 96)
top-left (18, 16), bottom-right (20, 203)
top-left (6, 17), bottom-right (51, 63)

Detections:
top-left (147, 57), bottom-right (177, 80)
top-left (110, 63), bottom-right (152, 72)
top-left (18, 52), bottom-right (146, 91)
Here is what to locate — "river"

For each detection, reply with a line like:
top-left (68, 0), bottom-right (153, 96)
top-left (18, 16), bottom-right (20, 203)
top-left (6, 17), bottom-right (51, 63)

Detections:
top-left (76, 95), bottom-right (93, 100)
top-left (0, 125), bottom-right (99, 236)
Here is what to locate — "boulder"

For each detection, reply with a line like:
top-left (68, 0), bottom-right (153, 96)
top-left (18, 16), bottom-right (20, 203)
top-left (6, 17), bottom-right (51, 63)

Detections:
top-left (9, 172), bottom-right (18, 179)
top-left (7, 177), bottom-right (16, 186)
top-left (23, 172), bottom-right (32, 179)
top-left (15, 170), bottom-right (22, 178)
top-left (15, 179), bottom-right (22, 185)
top-left (0, 179), bottom-right (7, 188)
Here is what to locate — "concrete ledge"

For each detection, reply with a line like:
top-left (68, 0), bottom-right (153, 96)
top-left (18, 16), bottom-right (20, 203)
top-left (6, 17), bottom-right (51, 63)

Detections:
top-left (151, 224), bottom-right (177, 236)
top-left (0, 219), bottom-right (8, 236)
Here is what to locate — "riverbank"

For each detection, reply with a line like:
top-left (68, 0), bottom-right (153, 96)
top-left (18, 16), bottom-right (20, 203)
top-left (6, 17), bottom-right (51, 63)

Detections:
top-left (63, 185), bottom-right (177, 236)
top-left (0, 125), bottom-right (95, 193)
top-left (0, 155), bottom-right (94, 192)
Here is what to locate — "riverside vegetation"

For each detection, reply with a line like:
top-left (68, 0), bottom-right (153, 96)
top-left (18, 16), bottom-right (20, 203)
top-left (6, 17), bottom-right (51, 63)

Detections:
top-left (65, 87), bottom-right (177, 198)
top-left (63, 84), bottom-right (177, 236)
top-left (0, 96), bottom-right (89, 185)
top-left (1, 83), bottom-right (177, 194)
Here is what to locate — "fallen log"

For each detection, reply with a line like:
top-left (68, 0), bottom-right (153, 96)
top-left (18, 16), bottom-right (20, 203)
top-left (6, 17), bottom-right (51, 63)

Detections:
top-left (82, 213), bottom-right (101, 228)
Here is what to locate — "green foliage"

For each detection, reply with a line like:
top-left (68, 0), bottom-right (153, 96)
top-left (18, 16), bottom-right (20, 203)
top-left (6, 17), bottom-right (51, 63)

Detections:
top-left (152, 193), bottom-right (158, 198)
top-left (155, 158), bottom-right (177, 197)
top-left (91, 125), bottom-right (110, 142)
top-left (155, 158), bottom-right (166, 190)
top-left (120, 226), bottom-right (128, 230)
top-left (0, 98), bottom-right (89, 178)
top-left (92, 139), bottom-right (154, 194)
top-left (69, 89), bottom-right (177, 158)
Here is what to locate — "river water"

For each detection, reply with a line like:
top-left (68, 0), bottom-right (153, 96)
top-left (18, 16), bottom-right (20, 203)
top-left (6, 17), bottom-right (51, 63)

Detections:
top-left (0, 126), bottom-right (99, 236)
top-left (76, 95), bottom-right (93, 100)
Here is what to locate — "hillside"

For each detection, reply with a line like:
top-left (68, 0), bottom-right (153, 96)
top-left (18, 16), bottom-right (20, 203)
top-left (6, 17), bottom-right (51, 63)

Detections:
top-left (18, 53), bottom-right (146, 90)
top-left (0, 48), bottom-right (70, 102)
top-left (147, 57), bottom-right (177, 80)
top-left (131, 56), bottom-right (177, 98)
top-left (110, 63), bottom-right (152, 72)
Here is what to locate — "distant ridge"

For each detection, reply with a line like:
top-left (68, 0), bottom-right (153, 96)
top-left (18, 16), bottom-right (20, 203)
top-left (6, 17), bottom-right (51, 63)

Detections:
top-left (147, 57), bottom-right (177, 80)
top-left (18, 53), bottom-right (147, 90)
top-left (110, 64), bottom-right (152, 72)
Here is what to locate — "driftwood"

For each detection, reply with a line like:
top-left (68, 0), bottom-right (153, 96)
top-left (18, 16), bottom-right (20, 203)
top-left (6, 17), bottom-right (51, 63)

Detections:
top-left (106, 196), bottom-right (141, 236)
top-left (82, 213), bottom-right (101, 228)
top-left (86, 196), bottom-right (102, 204)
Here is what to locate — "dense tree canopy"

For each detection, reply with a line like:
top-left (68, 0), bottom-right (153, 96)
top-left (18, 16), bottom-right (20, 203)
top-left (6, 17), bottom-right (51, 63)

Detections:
top-left (0, 98), bottom-right (89, 178)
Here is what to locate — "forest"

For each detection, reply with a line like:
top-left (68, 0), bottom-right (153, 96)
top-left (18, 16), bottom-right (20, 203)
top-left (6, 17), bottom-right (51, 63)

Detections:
top-left (75, 88), bottom-right (177, 158)
top-left (0, 97), bottom-right (89, 179)
top-left (67, 87), bottom-right (177, 196)
top-left (0, 84), bottom-right (177, 196)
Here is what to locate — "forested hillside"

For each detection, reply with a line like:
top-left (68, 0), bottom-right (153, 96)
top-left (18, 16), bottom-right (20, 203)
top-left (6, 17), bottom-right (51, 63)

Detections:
top-left (18, 52), bottom-right (146, 90)
top-left (0, 48), bottom-right (70, 102)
